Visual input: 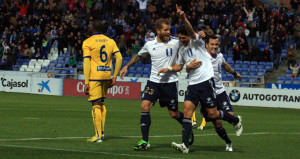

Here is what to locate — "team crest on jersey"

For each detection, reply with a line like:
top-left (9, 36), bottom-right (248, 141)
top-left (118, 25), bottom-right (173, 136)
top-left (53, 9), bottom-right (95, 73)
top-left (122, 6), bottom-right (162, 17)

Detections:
top-left (171, 99), bottom-right (175, 103)
top-left (223, 101), bottom-right (228, 106)
top-left (207, 97), bottom-right (212, 102)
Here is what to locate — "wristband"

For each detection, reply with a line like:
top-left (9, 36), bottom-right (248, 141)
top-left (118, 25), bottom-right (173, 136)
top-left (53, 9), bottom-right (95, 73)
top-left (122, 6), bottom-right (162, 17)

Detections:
top-left (233, 71), bottom-right (237, 76)
top-left (168, 67), bottom-right (173, 71)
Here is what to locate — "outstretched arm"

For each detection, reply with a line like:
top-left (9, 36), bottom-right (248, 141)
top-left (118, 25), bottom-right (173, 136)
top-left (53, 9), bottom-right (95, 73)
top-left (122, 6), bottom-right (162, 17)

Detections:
top-left (222, 63), bottom-right (242, 79)
top-left (119, 54), bottom-right (141, 79)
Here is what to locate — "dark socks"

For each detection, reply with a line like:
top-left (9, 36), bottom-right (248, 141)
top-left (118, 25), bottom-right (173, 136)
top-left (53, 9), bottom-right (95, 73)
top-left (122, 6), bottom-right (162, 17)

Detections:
top-left (140, 112), bottom-right (151, 142)
top-left (215, 127), bottom-right (231, 144)
top-left (182, 118), bottom-right (192, 148)
top-left (219, 110), bottom-right (239, 126)
top-left (174, 111), bottom-right (184, 125)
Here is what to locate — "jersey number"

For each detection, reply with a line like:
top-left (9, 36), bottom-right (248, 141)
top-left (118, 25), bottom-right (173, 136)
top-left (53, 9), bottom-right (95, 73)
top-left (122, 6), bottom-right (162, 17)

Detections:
top-left (100, 45), bottom-right (108, 62)
top-left (166, 48), bottom-right (173, 57)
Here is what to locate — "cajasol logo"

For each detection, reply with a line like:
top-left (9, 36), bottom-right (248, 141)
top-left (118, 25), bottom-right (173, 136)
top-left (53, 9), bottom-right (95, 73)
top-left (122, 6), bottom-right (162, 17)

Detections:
top-left (37, 80), bottom-right (51, 93)
top-left (1, 78), bottom-right (28, 89)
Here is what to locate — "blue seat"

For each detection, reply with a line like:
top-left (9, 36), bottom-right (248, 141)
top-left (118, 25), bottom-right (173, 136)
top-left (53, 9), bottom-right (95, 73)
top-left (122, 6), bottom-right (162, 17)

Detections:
top-left (61, 70), bottom-right (68, 74)
top-left (128, 66), bottom-right (136, 70)
top-left (243, 68), bottom-right (250, 72)
top-left (222, 74), bottom-right (227, 81)
top-left (50, 60), bottom-right (57, 64)
top-left (54, 69), bottom-right (61, 74)
top-left (143, 70), bottom-right (151, 75)
top-left (277, 76), bottom-right (285, 83)
top-left (145, 64), bottom-right (151, 68)
top-left (234, 63), bottom-right (241, 68)
top-left (226, 75), bottom-right (234, 81)
top-left (124, 57), bottom-right (131, 61)
top-left (127, 73), bottom-right (135, 77)
top-left (284, 77), bottom-right (293, 84)
top-left (258, 62), bottom-right (266, 66)
top-left (23, 61), bottom-right (29, 65)
top-left (136, 66), bottom-right (144, 71)
top-left (240, 84), bottom-right (249, 87)
top-left (144, 67), bottom-right (151, 71)
top-left (128, 70), bottom-right (136, 74)
top-left (235, 60), bottom-right (242, 65)
top-left (58, 60), bottom-right (65, 64)
top-left (257, 65), bottom-right (265, 69)
top-left (241, 71), bottom-right (249, 76)
top-left (135, 73), bottom-right (142, 77)
top-left (24, 59), bottom-right (30, 62)
top-left (249, 78), bottom-right (258, 83)
top-left (138, 64), bottom-right (145, 68)
top-left (56, 64), bottom-right (63, 68)
top-left (49, 63), bottom-right (56, 67)
top-left (250, 61), bottom-right (258, 65)
top-left (241, 77), bottom-right (249, 82)
top-left (227, 60), bottom-right (234, 65)
top-left (293, 77), bottom-right (300, 84)
top-left (142, 74), bottom-right (150, 78)
top-left (286, 70), bottom-right (293, 74)
top-left (136, 70), bottom-right (143, 74)
top-left (243, 61), bottom-right (250, 65)
top-left (242, 64), bottom-right (249, 68)
top-left (285, 73), bottom-right (292, 77)
top-left (40, 68), bottom-right (47, 73)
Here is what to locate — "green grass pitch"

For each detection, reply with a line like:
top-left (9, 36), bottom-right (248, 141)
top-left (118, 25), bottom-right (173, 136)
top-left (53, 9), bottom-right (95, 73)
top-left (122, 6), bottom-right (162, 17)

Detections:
top-left (0, 92), bottom-right (299, 159)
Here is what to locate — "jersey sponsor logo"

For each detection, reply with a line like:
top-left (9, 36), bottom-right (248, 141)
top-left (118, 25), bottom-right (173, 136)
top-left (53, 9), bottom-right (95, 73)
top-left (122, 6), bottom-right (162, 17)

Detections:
top-left (229, 89), bottom-right (240, 102)
top-left (97, 66), bottom-right (112, 71)
top-left (37, 80), bottom-right (51, 93)
top-left (1, 78), bottom-right (28, 89)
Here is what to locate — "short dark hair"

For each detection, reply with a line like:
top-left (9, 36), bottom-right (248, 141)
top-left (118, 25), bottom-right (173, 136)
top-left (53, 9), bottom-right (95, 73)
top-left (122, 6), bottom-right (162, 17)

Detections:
top-left (177, 25), bottom-right (189, 36)
top-left (93, 20), bottom-right (105, 33)
top-left (155, 18), bottom-right (171, 30)
top-left (205, 35), bottom-right (218, 44)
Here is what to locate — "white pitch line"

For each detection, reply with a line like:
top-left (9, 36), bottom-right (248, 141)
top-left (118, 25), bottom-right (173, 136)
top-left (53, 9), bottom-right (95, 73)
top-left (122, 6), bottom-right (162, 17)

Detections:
top-left (0, 144), bottom-right (183, 159)
top-left (0, 132), bottom-right (300, 142)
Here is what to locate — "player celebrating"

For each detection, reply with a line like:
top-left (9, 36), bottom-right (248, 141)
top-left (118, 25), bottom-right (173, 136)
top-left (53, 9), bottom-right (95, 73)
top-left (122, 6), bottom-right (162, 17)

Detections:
top-left (83, 20), bottom-right (123, 143)
top-left (196, 35), bottom-right (242, 131)
top-left (188, 35), bottom-right (243, 151)
top-left (119, 16), bottom-right (194, 150)
top-left (158, 8), bottom-right (242, 153)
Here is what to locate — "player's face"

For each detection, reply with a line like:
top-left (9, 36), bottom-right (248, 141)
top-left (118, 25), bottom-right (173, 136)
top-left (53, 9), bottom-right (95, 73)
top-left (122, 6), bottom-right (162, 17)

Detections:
top-left (178, 33), bottom-right (190, 46)
top-left (157, 23), bottom-right (171, 42)
top-left (206, 38), bottom-right (219, 56)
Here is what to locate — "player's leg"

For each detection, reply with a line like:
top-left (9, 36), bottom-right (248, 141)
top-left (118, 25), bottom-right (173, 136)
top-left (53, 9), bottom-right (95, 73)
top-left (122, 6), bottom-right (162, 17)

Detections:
top-left (191, 111), bottom-right (197, 127)
top-left (87, 81), bottom-right (110, 143)
top-left (172, 100), bottom-right (195, 153)
top-left (212, 120), bottom-right (233, 151)
top-left (198, 117), bottom-right (206, 130)
top-left (216, 91), bottom-right (242, 136)
top-left (100, 101), bottom-right (106, 139)
top-left (134, 81), bottom-right (158, 150)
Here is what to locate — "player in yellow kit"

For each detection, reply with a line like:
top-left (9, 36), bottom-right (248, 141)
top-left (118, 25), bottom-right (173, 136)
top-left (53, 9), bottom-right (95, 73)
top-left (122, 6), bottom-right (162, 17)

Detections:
top-left (83, 20), bottom-right (123, 143)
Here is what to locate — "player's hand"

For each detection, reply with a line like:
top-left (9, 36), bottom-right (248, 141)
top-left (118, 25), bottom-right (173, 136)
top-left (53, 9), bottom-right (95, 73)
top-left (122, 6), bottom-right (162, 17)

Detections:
top-left (176, 4), bottom-right (185, 19)
top-left (157, 68), bottom-right (169, 76)
top-left (187, 59), bottom-right (202, 69)
top-left (234, 73), bottom-right (242, 80)
top-left (109, 77), bottom-right (116, 88)
top-left (84, 84), bottom-right (90, 95)
top-left (198, 31), bottom-right (206, 39)
top-left (119, 66), bottom-right (128, 80)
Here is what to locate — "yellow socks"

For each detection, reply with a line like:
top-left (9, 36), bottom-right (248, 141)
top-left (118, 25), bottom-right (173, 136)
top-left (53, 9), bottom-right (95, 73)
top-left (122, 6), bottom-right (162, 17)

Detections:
top-left (191, 111), bottom-right (196, 123)
top-left (200, 117), bottom-right (206, 127)
top-left (92, 105), bottom-right (102, 137)
top-left (100, 105), bottom-right (106, 136)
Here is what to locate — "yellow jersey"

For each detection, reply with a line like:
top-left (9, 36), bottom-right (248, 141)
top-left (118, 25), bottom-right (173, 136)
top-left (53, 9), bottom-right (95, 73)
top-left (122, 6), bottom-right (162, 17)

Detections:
top-left (82, 33), bottom-right (120, 81)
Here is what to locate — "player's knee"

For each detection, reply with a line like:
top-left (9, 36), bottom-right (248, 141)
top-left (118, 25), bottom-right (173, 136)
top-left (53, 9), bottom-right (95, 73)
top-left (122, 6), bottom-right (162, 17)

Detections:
top-left (141, 103), bottom-right (150, 112)
top-left (208, 113), bottom-right (218, 120)
top-left (169, 111), bottom-right (178, 118)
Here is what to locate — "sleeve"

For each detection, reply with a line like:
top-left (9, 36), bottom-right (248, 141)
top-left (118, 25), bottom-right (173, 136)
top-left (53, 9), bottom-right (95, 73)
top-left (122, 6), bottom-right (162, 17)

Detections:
top-left (176, 49), bottom-right (185, 65)
top-left (112, 40), bottom-right (122, 78)
top-left (82, 40), bottom-right (91, 58)
top-left (82, 40), bottom-right (91, 84)
top-left (137, 42), bottom-right (149, 56)
top-left (221, 54), bottom-right (226, 66)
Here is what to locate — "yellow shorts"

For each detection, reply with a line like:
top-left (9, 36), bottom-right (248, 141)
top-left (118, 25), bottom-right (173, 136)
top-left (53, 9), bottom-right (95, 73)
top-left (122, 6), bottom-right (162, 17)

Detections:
top-left (88, 81), bottom-right (110, 102)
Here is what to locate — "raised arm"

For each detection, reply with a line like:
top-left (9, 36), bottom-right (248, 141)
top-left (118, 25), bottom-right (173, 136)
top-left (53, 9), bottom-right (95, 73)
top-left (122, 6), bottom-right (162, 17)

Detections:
top-left (176, 4), bottom-right (196, 39)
